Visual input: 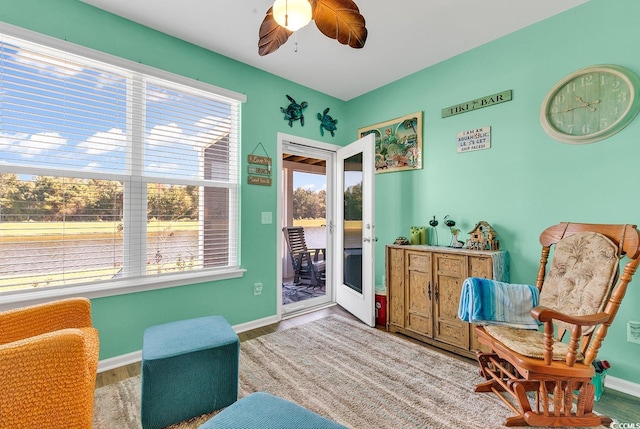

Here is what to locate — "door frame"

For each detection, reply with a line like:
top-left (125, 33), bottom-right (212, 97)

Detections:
top-left (276, 133), bottom-right (341, 319)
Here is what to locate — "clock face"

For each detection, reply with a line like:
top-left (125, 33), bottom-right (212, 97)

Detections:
top-left (540, 65), bottom-right (640, 144)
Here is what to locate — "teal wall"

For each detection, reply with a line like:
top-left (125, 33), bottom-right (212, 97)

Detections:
top-left (0, 0), bottom-right (346, 359)
top-left (347, 0), bottom-right (640, 384)
top-left (1, 0), bottom-right (639, 385)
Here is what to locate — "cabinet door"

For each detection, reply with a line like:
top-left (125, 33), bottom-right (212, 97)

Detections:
top-left (386, 247), bottom-right (405, 329)
top-left (405, 250), bottom-right (432, 337)
top-left (433, 253), bottom-right (469, 348)
top-left (468, 255), bottom-right (493, 352)
top-left (468, 255), bottom-right (492, 279)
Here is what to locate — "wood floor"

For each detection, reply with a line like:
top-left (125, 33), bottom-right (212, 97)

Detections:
top-left (96, 305), bottom-right (640, 423)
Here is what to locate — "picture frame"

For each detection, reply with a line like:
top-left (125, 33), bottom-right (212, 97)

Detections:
top-left (358, 111), bottom-right (422, 174)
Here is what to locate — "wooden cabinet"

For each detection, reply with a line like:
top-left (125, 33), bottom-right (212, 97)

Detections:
top-left (386, 245), bottom-right (507, 359)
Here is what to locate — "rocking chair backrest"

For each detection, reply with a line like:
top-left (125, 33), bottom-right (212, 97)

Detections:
top-left (539, 232), bottom-right (619, 335)
top-left (536, 222), bottom-right (640, 363)
top-left (283, 226), bottom-right (310, 266)
top-left (283, 226), bottom-right (325, 287)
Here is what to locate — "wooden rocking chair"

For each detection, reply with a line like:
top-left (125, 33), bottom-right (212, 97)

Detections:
top-left (474, 222), bottom-right (640, 427)
top-left (283, 226), bottom-right (325, 288)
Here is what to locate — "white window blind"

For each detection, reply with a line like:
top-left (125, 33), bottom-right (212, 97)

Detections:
top-left (0, 32), bottom-right (242, 294)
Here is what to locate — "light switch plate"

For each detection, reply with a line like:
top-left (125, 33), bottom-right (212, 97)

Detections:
top-left (261, 212), bottom-right (272, 224)
top-left (628, 321), bottom-right (640, 344)
top-left (254, 282), bottom-right (263, 295)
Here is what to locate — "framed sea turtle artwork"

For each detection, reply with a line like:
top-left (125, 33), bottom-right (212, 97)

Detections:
top-left (357, 111), bottom-right (422, 174)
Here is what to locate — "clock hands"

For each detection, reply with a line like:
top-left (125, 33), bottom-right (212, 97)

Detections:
top-left (558, 96), bottom-right (601, 112)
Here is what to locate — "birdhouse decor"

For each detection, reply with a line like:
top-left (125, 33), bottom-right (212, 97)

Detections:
top-left (466, 221), bottom-right (499, 250)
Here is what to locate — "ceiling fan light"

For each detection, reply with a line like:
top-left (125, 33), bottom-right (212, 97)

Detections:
top-left (272, 0), bottom-right (312, 32)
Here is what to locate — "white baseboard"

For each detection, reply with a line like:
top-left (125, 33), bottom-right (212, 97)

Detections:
top-left (605, 375), bottom-right (640, 398)
top-left (98, 350), bottom-right (142, 373)
top-left (97, 314), bottom-right (281, 373)
top-left (232, 314), bottom-right (280, 333)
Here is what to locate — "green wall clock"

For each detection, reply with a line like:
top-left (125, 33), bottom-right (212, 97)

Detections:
top-left (540, 64), bottom-right (640, 144)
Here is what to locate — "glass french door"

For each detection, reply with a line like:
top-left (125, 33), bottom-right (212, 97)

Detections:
top-left (335, 133), bottom-right (375, 326)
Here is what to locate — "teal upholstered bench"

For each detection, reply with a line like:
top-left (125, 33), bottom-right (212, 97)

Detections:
top-left (141, 316), bottom-right (239, 429)
top-left (198, 392), bottom-right (347, 429)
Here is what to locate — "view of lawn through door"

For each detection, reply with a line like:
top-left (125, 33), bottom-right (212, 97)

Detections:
top-left (282, 154), bottom-right (329, 309)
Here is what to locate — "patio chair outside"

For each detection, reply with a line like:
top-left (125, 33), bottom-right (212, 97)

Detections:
top-left (283, 226), bottom-right (325, 288)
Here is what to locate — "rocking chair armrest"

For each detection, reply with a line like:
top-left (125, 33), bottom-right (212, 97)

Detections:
top-left (295, 251), bottom-right (315, 267)
top-left (308, 248), bottom-right (325, 262)
top-left (532, 306), bottom-right (610, 366)
top-left (531, 306), bottom-right (610, 326)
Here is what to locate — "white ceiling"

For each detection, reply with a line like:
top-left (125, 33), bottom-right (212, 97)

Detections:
top-left (80, 0), bottom-right (589, 101)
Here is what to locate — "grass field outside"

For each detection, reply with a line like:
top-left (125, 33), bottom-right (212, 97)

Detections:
top-left (0, 220), bottom-right (198, 240)
top-left (2, 219), bottom-right (361, 237)
top-left (293, 218), bottom-right (362, 230)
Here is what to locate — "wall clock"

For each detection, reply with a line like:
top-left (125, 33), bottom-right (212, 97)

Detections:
top-left (540, 64), bottom-right (640, 144)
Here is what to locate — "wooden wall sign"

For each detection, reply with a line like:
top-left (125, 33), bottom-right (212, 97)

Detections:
top-left (247, 153), bottom-right (272, 186)
top-left (248, 175), bottom-right (272, 186)
top-left (442, 90), bottom-right (512, 118)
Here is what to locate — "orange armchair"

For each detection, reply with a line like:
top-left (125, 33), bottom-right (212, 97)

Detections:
top-left (0, 297), bottom-right (100, 429)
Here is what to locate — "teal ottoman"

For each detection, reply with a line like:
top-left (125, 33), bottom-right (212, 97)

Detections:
top-left (141, 316), bottom-right (239, 429)
top-left (198, 392), bottom-right (347, 429)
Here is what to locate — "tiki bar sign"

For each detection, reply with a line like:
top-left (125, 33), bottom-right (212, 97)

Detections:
top-left (442, 90), bottom-right (512, 118)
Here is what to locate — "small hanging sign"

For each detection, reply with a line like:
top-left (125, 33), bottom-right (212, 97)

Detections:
top-left (248, 175), bottom-right (272, 186)
top-left (442, 90), bottom-right (512, 118)
top-left (248, 154), bottom-right (270, 165)
top-left (457, 126), bottom-right (491, 153)
top-left (248, 143), bottom-right (272, 186)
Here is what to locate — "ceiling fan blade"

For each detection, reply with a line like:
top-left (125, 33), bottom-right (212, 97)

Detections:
top-left (312, 0), bottom-right (367, 49)
top-left (258, 7), bottom-right (293, 56)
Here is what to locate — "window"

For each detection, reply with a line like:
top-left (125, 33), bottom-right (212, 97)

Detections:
top-left (0, 29), bottom-right (245, 297)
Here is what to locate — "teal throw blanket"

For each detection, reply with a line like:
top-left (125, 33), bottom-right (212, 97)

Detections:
top-left (458, 277), bottom-right (540, 329)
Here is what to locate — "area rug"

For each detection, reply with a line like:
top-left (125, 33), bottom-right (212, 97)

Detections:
top-left (93, 315), bottom-right (606, 428)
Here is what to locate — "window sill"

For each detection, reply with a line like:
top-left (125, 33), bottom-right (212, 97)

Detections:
top-left (0, 268), bottom-right (246, 311)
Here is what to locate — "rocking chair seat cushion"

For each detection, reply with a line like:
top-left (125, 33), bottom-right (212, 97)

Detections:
top-left (484, 325), bottom-right (584, 362)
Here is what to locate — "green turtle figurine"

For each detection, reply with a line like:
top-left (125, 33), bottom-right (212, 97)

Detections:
top-left (280, 95), bottom-right (308, 127)
top-left (317, 107), bottom-right (338, 137)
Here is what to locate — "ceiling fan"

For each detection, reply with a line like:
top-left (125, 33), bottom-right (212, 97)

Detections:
top-left (258, 0), bottom-right (367, 56)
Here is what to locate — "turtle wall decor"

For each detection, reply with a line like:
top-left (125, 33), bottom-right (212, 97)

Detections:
top-left (317, 107), bottom-right (338, 137)
top-left (280, 95), bottom-right (308, 127)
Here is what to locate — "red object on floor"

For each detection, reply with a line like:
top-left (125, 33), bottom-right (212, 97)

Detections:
top-left (375, 292), bottom-right (387, 327)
